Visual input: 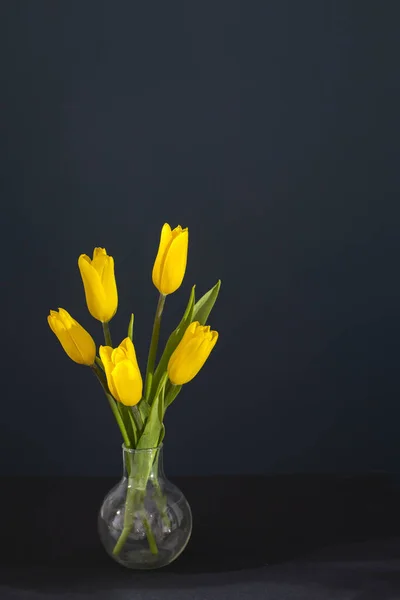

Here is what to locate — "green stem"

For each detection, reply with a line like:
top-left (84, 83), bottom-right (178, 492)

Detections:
top-left (112, 479), bottom-right (136, 556)
top-left (119, 404), bottom-right (137, 446)
top-left (92, 360), bottom-right (107, 385)
top-left (137, 487), bottom-right (158, 554)
top-left (154, 486), bottom-right (171, 530)
top-left (131, 405), bottom-right (143, 432)
top-left (143, 515), bottom-right (158, 554)
top-left (152, 452), bottom-right (171, 529)
top-left (113, 461), bottom-right (159, 557)
top-left (102, 321), bottom-right (112, 347)
top-left (144, 294), bottom-right (166, 401)
top-left (95, 355), bottom-right (104, 370)
top-left (91, 364), bottom-right (131, 448)
top-left (112, 526), bottom-right (131, 556)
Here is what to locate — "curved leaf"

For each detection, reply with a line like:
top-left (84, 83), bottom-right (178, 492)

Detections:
top-left (127, 313), bottom-right (134, 342)
top-left (192, 280), bottom-right (221, 325)
top-left (151, 286), bottom-right (195, 399)
top-left (137, 373), bottom-right (168, 449)
top-left (164, 383), bottom-right (182, 414)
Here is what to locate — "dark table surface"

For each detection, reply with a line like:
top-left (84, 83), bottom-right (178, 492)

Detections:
top-left (1, 475), bottom-right (400, 599)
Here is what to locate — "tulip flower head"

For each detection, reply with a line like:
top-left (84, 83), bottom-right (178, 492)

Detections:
top-left (168, 321), bottom-right (218, 385)
top-left (47, 308), bottom-right (96, 365)
top-left (152, 224), bottom-right (188, 295)
top-left (78, 248), bottom-right (118, 323)
top-left (100, 338), bottom-right (143, 406)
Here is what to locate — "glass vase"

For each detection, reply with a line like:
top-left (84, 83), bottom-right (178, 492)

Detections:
top-left (98, 445), bottom-right (192, 569)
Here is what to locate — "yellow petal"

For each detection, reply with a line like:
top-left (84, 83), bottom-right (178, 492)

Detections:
top-left (99, 345), bottom-right (119, 399)
top-left (111, 359), bottom-right (143, 406)
top-left (168, 338), bottom-right (205, 384)
top-left (171, 225), bottom-right (183, 237)
top-left (69, 321), bottom-right (96, 365)
top-left (168, 335), bottom-right (203, 373)
top-left (93, 247), bottom-right (107, 260)
top-left (91, 248), bottom-right (108, 279)
top-left (55, 329), bottom-right (84, 364)
top-left (119, 337), bottom-right (139, 366)
top-left (167, 325), bottom-right (218, 385)
top-left (176, 321), bottom-right (198, 350)
top-left (159, 228), bottom-right (188, 295)
top-left (186, 320), bottom-right (199, 336)
top-left (152, 223), bottom-right (173, 291)
top-left (101, 255), bottom-right (118, 320)
top-left (99, 345), bottom-right (113, 364)
top-left (47, 314), bottom-right (58, 335)
top-left (48, 309), bottom-right (95, 365)
top-left (57, 307), bottom-right (75, 329)
top-left (111, 346), bottom-right (127, 365)
top-left (167, 321), bottom-right (199, 371)
top-left (78, 254), bottom-right (108, 321)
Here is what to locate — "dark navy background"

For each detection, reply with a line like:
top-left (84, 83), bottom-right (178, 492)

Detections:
top-left (1, 1), bottom-right (399, 476)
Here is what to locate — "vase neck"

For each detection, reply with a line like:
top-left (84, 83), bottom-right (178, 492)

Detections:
top-left (122, 446), bottom-right (165, 480)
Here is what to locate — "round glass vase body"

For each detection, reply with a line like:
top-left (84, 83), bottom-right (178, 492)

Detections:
top-left (98, 445), bottom-right (192, 569)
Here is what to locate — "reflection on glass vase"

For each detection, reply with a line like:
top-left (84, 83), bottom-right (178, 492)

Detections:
top-left (98, 445), bottom-right (192, 569)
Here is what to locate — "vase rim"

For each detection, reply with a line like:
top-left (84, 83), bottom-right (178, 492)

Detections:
top-left (122, 443), bottom-right (163, 453)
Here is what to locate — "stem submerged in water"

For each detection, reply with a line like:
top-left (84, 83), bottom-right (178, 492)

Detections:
top-left (143, 516), bottom-right (158, 555)
top-left (151, 450), bottom-right (170, 529)
top-left (112, 478), bottom-right (137, 556)
top-left (112, 455), bottom-right (159, 557)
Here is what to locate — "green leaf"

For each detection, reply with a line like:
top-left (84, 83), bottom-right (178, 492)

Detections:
top-left (158, 423), bottom-right (166, 446)
top-left (137, 373), bottom-right (168, 449)
top-left (138, 398), bottom-right (151, 421)
top-left (127, 313), bottom-right (134, 342)
top-left (151, 286), bottom-right (196, 399)
top-left (164, 383), bottom-right (182, 413)
top-left (192, 280), bottom-right (221, 325)
top-left (118, 404), bottom-right (138, 446)
top-left (131, 405), bottom-right (144, 433)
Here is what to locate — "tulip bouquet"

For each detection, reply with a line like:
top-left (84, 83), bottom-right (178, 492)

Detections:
top-left (48, 224), bottom-right (220, 560)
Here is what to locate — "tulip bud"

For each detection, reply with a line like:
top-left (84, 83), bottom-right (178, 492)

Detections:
top-left (168, 321), bottom-right (218, 385)
top-left (100, 338), bottom-right (143, 406)
top-left (152, 224), bottom-right (188, 295)
top-left (48, 308), bottom-right (96, 365)
top-left (78, 248), bottom-right (118, 323)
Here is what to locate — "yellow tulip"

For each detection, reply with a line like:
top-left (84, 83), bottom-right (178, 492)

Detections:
top-left (47, 308), bottom-right (96, 365)
top-left (78, 248), bottom-right (118, 322)
top-left (168, 321), bottom-right (218, 385)
top-left (152, 223), bottom-right (188, 295)
top-left (99, 338), bottom-right (143, 406)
